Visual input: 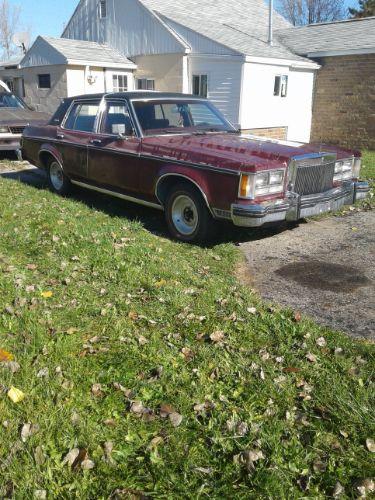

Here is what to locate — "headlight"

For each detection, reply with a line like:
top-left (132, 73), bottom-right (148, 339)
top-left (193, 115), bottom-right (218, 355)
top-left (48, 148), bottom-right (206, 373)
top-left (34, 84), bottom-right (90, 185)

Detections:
top-left (0, 126), bottom-right (9, 133)
top-left (334, 158), bottom-right (353, 182)
top-left (239, 169), bottom-right (285, 199)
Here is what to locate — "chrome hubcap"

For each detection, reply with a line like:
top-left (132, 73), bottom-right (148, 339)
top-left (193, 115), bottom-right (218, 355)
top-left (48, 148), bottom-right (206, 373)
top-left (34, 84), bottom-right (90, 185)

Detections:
top-left (50, 161), bottom-right (64, 191)
top-left (171, 195), bottom-right (198, 236)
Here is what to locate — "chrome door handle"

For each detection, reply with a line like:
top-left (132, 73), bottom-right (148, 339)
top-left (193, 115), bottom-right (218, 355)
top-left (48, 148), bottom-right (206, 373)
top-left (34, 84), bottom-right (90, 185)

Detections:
top-left (56, 133), bottom-right (64, 139)
top-left (90, 139), bottom-right (102, 146)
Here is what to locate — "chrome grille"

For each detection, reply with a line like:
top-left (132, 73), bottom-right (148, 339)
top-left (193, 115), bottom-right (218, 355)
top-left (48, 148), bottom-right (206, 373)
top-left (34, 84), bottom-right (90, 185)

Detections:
top-left (9, 126), bottom-right (25, 135)
top-left (294, 159), bottom-right (335, 196)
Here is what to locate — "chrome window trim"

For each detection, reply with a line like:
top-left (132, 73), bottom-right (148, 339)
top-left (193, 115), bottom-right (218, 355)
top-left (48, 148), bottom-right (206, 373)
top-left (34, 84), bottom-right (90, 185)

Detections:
top-left (61, 97), bottom-right (102, 133)
top-left (128, 97), bottom-right (237, 138)
top-left (96, 97), bottom-right (140, 139)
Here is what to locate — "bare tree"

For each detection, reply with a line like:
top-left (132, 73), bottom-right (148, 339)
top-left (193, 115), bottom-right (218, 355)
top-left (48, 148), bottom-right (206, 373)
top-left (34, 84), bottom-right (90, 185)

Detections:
top-left (277, 0), bottom-right (346, 26)
top-left (349, 0), bottom-right (375, 18)
top-left (0, 0), bottom-right (21, 60)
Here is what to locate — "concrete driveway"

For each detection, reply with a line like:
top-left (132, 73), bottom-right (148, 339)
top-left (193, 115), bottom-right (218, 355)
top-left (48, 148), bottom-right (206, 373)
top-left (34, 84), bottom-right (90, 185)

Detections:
top-left (1, 160), bottom-right (374, 339)
top-left (240, 211), bottom-right (375, 340)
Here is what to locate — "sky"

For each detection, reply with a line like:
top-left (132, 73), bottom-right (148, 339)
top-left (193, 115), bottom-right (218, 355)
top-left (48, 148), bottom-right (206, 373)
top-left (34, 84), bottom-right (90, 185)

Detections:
top-left (10, 0), bottom-right (361, 47)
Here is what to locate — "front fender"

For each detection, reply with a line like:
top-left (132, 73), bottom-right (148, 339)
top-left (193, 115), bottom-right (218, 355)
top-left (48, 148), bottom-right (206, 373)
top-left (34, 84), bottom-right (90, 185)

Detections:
top-left (155, 163), bottom-right (239, 211)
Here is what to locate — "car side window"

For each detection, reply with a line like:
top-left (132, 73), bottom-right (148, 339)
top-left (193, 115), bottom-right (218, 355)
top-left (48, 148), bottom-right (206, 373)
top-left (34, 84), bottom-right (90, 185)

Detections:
top-left (64, 101), bottom-right (100, 133)
top-left (102, 101), bottom-right (135, 136)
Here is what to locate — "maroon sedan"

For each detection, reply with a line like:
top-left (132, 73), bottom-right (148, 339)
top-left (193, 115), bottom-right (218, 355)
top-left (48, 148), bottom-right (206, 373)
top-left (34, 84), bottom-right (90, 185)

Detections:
top-left (21, 92), bottom-right (370, 242)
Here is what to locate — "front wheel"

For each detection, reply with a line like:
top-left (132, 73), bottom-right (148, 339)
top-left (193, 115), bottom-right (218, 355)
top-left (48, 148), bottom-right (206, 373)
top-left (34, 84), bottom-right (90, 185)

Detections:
top-left (48, 158), bottom-right (71, 195)
top-left (165, 183), bottom-right (216, 243)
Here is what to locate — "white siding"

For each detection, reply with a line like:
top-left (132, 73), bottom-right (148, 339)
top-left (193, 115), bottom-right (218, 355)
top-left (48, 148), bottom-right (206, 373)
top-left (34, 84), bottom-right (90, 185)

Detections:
top-left (63, 0), bottom-right (186, 57)
top-left (21, 37), bottom-right (66, 67)
top-left (105, 69), bottom-right (135, 92)
top-left (188, 56), bottom-right (243, 126)
top-left (240, 62), bottom-right (315, 142)
top-left (160, 16), bottom-right (240, 56)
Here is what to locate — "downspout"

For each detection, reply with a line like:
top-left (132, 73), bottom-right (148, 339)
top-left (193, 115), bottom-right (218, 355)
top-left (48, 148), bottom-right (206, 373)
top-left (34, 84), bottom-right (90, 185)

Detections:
top-left (268, 0), bottom-right (273, 46)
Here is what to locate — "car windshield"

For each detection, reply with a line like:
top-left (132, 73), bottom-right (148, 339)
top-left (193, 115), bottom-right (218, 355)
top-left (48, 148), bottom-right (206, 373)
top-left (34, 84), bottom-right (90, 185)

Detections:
top-left (132, 100), bottom-right (237, 136)
top-left (0, 93), bottom-right (26, 109)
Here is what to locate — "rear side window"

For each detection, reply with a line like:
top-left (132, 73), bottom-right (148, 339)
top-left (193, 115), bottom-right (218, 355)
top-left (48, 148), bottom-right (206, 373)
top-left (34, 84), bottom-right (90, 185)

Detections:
top-left (63, 101), bottom-right (100, 132)
top-left (49, 99), bottom-right (72, 126)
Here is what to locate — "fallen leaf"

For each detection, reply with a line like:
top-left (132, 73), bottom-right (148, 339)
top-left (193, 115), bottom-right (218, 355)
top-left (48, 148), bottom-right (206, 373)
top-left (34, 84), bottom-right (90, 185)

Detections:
top-left (0, 349), bottom-right (13, 362)
top-left (2, 361), bottom-right (20, 373)
top-left (306, 353), bottom-right (317, 363)
top-left (37, 368), bottom-right (49, 378)
top-left (169, 412), bottom-right (183, 427)
top-left (7, 386), bottom-right (25, 403)
top-left (40, 291), bottom-right (53, 298)
top-left (34, 490), bottom-right (47, 499)
top-left (128, 311), bottom-right (138, 320)
top-left (210, 330), bottom-right (225, 343)
top-left (21, 423), bottom-right (39, 442)
top-left (138, 336), bottom-right (148, 346)
top-left (159, 404), bottom-right (175, 418)
top-left (130, 401), bottom-right (145, 414)
top-left (247, 307), bottom-right (257, 315)
top-left (333, 481), bottom-right (344, 498)
top-left (316, 337), bottom-right (326, 347)
top-left (283, 367), bottom-right (301, 373)
top-left (366, 438), bottom-right (375, 453)
top-left (355, 478), bottom-right (374, 497)
top-left (91, 383), bottom-right (103, 397)
top-left (81, 459), bottom-right (95, 470)
top-left (294, 312), bottom-right (302, 322)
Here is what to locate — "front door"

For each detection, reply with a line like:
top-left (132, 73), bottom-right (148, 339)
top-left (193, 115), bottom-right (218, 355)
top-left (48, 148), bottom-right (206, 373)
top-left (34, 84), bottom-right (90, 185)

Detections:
top-left (56, 99), bottom-right (101, 180)
top-left (87, 99), bottom-right (141, 194)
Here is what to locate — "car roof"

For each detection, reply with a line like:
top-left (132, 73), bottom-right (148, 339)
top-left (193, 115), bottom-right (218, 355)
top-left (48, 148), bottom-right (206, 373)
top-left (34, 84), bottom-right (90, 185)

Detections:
top-left (63, 91), bottom-right (204, 102)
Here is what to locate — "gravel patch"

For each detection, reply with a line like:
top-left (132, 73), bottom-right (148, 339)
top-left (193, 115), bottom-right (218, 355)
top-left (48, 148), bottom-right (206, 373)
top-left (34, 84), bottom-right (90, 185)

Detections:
top-left (240, 211), bottom-right (375, 339)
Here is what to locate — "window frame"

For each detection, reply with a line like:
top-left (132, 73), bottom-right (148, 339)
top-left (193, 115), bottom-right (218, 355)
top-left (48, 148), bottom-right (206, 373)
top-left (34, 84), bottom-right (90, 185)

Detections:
top-left (99, 0), bottom-right (107, 19)
top-left (98, 98), bottom-right (138, 138)
top-left (38, 74), bottom-right (51, 89)
top-left (112, 74), bottom-right (128, 93)
top-left (61, 98), bottom-right (102, 134)
top-left (192, 74), bottom-right (208, 98)
top-left (274, 74), bottom-right (288, 98)
top-left (136, 78), bottom-right (155, 91)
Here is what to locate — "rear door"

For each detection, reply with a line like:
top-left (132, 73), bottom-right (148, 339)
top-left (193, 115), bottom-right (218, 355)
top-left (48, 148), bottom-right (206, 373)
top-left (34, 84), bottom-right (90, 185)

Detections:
top-left (87, 99), bottom-right (141, 194)
top-left (56, 99), bottom-right (101, 180)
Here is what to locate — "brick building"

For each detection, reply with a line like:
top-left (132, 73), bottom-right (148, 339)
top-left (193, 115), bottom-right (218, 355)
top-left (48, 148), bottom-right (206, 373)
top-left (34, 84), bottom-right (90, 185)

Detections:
top-left (278, 17), bottom-right (375, 150)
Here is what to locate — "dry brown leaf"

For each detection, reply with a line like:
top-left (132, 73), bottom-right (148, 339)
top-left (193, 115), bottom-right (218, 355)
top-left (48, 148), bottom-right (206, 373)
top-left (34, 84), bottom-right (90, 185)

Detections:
top-left (169, 412), bottom-right (183, 427)
top-left (91, 383), bottom-right (103, 397)
top-left (306, 353), bottom-right (317, 363)
top-left (366, 438), bottom-right (375, 453)
top-left (210, 330), bottom-right (225, 343)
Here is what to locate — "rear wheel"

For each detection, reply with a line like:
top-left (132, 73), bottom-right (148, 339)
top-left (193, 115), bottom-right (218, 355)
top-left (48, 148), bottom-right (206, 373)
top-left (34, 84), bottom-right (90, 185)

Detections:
top-left (165, 183), bottom-right (216, 243)
top-left (48, 158), bottom-right (71, 195)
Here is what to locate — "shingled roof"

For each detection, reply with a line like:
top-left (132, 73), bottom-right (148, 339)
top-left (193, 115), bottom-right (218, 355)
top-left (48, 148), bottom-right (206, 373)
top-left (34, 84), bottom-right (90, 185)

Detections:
top-left (21, 36), bottom-right (136, 68)
top-left (276, 16), bottom-right (375, 57)
top-left (140, 0), bottom-right (312, 62)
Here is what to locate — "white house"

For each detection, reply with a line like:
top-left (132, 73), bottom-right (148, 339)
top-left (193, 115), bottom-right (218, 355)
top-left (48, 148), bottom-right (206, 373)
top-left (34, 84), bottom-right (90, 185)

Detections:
top-left (0, 36), bottom-right (136, 113)
top-left (61, 0), bottom-right (320, 142)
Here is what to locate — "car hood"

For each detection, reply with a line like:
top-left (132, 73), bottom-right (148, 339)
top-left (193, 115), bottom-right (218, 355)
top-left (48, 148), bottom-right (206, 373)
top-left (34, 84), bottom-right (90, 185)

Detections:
top-left (0, 108), bottom-right (50, 127)
top-left (141, 133), bottom-right (356, 172)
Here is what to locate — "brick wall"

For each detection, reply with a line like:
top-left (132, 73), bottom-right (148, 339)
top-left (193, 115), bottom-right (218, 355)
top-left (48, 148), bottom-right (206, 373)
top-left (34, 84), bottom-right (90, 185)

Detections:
top-left (241, 126), bottom-right (288, 140)
top-left (311, 54), bottom-right (375, 150)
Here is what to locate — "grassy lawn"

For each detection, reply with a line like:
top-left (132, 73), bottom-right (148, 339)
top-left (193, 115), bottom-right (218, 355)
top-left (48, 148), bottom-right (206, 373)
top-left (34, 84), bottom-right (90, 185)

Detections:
top-left (0, 160), bottom-right (374, 498)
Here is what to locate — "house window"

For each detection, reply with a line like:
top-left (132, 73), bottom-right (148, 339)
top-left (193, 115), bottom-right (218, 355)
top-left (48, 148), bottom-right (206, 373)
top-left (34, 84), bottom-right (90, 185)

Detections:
top-left (99, 0), bottom-right (107, 18)
top-left (192, 74), bottom-right (208, 98)
top-left (38, 74), bottom-right (51, 89)
top-left (274, 75), bottom-right (288, 97)
top-left (137, 78), bottom-right (155, 91)
top-left (112, 74), bottom-right (128, 92)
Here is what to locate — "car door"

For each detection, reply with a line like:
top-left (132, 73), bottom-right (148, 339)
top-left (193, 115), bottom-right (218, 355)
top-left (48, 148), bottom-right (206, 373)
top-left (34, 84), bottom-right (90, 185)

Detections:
top-left (56, 99), bottom-right (101, 180)
top-left (87, 99), bottom-right (141, 194)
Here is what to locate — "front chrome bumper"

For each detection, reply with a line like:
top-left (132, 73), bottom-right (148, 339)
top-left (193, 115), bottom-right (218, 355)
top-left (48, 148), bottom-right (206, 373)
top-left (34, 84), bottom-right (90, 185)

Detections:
top-left (231, 181), bottom-right (371, 227)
